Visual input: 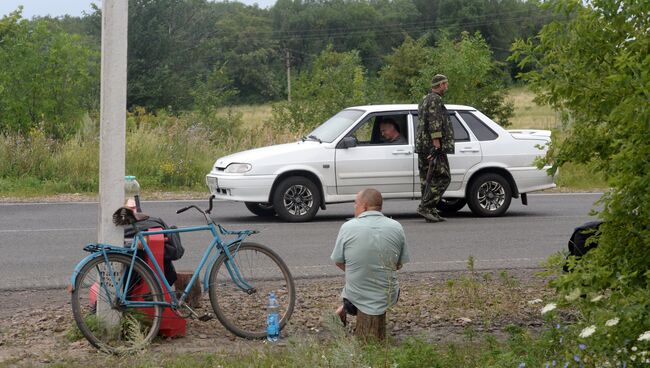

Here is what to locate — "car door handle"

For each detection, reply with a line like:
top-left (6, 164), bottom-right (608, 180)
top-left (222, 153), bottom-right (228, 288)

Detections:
top-left (459, 147), bottom-right (480, 153)
top-left (392, 150), bottom-right (412, 155)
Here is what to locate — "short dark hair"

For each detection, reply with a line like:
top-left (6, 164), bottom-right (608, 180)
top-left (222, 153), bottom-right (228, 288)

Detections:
top-left (358, 188), bottom-right (383, 211)
top-left (380, 118), bottom-right (400, 133)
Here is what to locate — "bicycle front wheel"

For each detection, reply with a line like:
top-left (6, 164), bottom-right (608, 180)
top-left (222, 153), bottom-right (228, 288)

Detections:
top-left (71, 253), bottom-right (163, 354)
top-left (208, 242), bottom-right (296, 338)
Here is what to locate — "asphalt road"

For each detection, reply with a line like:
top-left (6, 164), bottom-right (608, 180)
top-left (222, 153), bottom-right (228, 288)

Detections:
top-left (0, 193), bottom-right (601, 290)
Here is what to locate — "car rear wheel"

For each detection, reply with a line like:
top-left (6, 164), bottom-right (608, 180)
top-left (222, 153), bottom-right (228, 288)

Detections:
top-left (467, 173), bottom-right (512, 217)
top-left (272, 176), bottom-right (321, 222)
top-left (436, 198), bottom-right (467, 214)
top-left (244, 202), bottom-right (276, 217)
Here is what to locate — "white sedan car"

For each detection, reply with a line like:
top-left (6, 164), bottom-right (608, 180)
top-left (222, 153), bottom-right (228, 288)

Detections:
top-left (206, 104), bottom-right (555, 222)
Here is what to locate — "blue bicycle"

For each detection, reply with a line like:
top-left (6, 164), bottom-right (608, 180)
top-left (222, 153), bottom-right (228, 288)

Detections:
top-left (70, 196), bottom-right (295, 353)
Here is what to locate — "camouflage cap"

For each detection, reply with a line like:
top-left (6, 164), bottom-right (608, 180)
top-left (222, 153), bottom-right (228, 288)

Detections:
top-left (431, 74), bottom-right (448, 87)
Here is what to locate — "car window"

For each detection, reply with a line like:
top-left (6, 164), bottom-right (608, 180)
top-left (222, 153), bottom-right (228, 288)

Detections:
top-left (413, 113), bottom-right (470, 142)
top-left (352, 118), bottom-right (374, 144)
top-left (348, 113), bottom-right (408, 145)
top-left (459, 111), bottom-right (498, 141)
top-left (306, 109), bottom-right (365, 143)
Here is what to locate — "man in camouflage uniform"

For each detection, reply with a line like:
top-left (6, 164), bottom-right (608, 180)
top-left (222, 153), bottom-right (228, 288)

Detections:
top-left (415, 74), bottom-right (455, 222)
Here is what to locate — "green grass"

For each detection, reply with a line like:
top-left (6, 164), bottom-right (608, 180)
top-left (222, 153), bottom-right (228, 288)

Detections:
top-left (42, 332), bottom-right (558, 367)
top-left (0, 87), bottom-right (605, 198)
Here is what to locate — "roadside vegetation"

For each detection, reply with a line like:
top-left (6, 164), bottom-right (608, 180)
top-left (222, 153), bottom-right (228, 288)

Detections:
top-left (0, 85), bottom-right (603, 198)
top-left (2, 0), bottom-right (648, 366)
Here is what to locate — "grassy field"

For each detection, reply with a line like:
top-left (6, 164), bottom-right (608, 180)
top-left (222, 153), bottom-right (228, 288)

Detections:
top-left (224, 87), bottom-right (562, 130)
top-left (0, 87), bottom-right (606, 198)
top-left (507, 87), bottom-right (561, 130)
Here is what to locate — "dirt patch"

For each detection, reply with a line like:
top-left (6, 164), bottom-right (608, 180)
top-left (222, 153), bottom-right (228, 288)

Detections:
top-left (0, 268), bottom-right (557, 366)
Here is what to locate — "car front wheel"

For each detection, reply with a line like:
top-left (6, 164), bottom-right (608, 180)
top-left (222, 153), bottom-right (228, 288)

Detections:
top-left (272, 176), bottom-right (321, 222)
top-left (436, 198), bottom-right (467, 214)
top-left (244, 202), bottom-right (276, 217)
top-left (467, 173), bottom-right (512, 217)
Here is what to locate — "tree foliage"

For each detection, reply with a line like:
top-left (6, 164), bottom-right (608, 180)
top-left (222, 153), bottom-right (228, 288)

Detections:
top-left (378, 35), bottom-right (432, 103)
top-left (512, 0), bottom-right (649, 356)
top-left (382, 32), bottom-right (513, 126)
top-left (0, 10), bottom-right (98, 139)
top-left (272, 46), bottom-right (367, 132)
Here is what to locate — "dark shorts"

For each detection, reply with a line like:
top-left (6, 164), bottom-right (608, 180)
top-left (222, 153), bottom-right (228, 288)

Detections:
top-left (343, 290), bottom-right (400, 316)
top-left (342, 298), bottom-right (358, 316)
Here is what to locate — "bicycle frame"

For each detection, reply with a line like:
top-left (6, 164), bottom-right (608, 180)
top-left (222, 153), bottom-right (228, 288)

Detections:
top-left (71, 222), bottom-right (258, 310)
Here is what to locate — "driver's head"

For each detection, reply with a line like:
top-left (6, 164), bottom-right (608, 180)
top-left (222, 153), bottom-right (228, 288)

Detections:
top-left (379, 119), bottom-right (400, 140)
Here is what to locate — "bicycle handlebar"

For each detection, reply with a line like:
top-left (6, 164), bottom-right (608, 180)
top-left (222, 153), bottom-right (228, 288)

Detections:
top-left (176, 195), bottom-right (216, 219)
top-left (176, 206), bottom-right (192, 214)
top-left (206, 195), bottom-right (215, 214)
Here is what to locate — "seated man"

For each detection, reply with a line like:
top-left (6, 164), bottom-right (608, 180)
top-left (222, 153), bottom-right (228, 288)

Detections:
top-left (331, 188), bottom-right (410, 325)
top-left (379, 118), bottom-right (407, 144)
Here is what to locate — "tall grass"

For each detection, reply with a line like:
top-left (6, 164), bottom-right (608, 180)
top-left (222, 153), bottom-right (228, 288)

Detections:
top-left (0, 87), bottom-right (605, 197)
top-left (507, 86), bottom-right (561, 130)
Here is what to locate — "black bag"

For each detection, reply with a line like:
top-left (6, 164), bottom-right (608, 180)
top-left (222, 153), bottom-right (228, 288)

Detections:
top-left (563, 220), bottom-right (603, 272)
top-left (124, 216), bottom-right (184, 285)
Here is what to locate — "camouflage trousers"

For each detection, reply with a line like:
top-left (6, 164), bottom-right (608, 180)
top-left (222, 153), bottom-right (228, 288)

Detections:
top-left (418, 153), bottom-right (451, 214)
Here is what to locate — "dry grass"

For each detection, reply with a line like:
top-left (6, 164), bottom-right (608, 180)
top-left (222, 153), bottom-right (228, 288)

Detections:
top-left (218, 104), bottom-right (273, 129)
top-left (506, 87), bottom-right (560, 130)
top-left (219, 87), bottom-right (558, 131)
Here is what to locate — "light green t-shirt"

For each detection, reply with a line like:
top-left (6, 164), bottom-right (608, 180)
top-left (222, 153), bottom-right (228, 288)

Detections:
top-left (330, 211), bottom-right (409, 315)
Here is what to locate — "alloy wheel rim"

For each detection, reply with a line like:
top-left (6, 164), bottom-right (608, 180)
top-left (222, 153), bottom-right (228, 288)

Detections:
top-left (477, 181), bottom-right (505, 211)
top-left (282, 185), bottom-right (313, 216)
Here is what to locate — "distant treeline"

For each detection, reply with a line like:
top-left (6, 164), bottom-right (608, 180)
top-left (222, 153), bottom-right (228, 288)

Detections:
top-left (17, 0), bottom-right (553, 110)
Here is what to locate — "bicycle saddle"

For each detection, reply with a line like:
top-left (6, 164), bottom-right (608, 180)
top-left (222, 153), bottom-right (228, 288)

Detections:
top-left (112, 206), bottom-right (150, 226)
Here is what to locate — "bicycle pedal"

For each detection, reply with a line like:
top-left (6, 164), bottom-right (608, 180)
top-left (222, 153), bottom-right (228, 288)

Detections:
top-left (198, 313), bottom-right (214, 322)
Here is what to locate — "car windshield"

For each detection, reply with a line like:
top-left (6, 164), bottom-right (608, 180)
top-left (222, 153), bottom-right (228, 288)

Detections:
top-left (305, 109), bottom-right (365, 143)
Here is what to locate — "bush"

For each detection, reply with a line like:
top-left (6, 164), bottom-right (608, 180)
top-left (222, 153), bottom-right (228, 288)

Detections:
top-left (511, 0), bottom-right (650, 362)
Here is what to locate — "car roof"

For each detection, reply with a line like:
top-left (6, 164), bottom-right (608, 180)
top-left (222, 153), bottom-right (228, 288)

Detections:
top-left (346, 104), bottom-right (476, 113)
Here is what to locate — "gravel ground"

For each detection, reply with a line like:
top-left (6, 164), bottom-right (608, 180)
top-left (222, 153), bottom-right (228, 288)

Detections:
top-left (0, 268), bottom-right (556, 367)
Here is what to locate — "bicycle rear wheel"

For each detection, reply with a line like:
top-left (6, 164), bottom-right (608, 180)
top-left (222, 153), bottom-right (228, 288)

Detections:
top-left (208, 242), bottom-right (295, 338)
top-left (71, 253), bottom-right (163, 353)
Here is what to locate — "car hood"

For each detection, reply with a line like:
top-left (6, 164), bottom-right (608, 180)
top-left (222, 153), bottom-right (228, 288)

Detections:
top-left (213, 140), bottom-right (328, 170)
top-left (507, 129), bottom-right (552, 141)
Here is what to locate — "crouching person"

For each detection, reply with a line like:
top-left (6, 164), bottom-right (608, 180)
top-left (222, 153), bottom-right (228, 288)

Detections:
top-left (330, 188), bottom-right (409, 340)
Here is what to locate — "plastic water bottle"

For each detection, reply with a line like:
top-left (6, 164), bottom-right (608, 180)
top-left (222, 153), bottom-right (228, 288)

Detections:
top-left (266, 292), bottom-right (280, 342)
top-left (124, 175), bottom-right (141, 212)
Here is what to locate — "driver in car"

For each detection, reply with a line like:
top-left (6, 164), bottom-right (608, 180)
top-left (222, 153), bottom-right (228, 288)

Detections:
top-left (379, 118), bottom-right (407, 144)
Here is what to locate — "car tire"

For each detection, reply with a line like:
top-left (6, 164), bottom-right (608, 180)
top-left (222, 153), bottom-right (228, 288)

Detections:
top-left (436, 198), bottom-right (467, 214)
top-left (467, 173), bottom-right (512, 217)
top-left (272, 176), bottom-right (321, 222)
top-left (244, 202), bottom-right (276, 217)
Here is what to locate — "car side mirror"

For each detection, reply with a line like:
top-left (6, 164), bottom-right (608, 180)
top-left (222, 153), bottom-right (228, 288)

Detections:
top-left (339, 136), bottom-right (357, 149)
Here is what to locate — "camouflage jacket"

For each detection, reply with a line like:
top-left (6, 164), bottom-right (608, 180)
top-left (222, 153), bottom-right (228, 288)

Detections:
top-left (416, 92), bottom-right (455, 155)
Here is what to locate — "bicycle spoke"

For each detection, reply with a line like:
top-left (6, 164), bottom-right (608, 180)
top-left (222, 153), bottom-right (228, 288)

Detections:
top-left (208, 243), bottom-right (295, 339)
top-left (71, 254), bottom-right (163, 354)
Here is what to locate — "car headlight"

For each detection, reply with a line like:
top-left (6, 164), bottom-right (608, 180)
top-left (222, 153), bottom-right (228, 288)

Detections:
top-left (224, 163), bottom-right (252, 173)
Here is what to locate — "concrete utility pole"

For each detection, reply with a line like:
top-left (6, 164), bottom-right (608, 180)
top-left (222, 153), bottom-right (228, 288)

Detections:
top-left (98, 0), bottom-right (128, 246)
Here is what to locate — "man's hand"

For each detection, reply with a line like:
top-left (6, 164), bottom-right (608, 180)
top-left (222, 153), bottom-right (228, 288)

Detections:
top-left (335, 262), bottom-right (346, 271)
top-left (432, 138), bottom-right (441, 150)
top-left (428, 139), bottom-right (442, 160)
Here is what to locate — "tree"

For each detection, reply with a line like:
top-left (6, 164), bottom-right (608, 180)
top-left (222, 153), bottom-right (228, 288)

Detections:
top-left (511, 0), bottom-right (649, 357)
top-left (0, 10), bottom-right (98, 139)
top-left (208, 2), bottom-right (282, 104)
top-left (409, 32), bottom-right (513, 126)
top-left (272, 45), bottom-right (367, 132)
top-left (378, 35), bottom-right (433, 103)
top-left (124, 0), bottom-right (218, 111)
